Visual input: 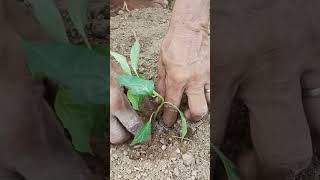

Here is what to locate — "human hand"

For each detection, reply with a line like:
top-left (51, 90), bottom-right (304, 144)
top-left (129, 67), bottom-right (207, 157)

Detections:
top-left (157, 25), bottom-right (210, 127)
top-left (110, 61), bottom-right (143, 144)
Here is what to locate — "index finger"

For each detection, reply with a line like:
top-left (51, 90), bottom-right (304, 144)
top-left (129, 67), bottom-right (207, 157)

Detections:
top-left (162, 79), bottom-right (184, 127)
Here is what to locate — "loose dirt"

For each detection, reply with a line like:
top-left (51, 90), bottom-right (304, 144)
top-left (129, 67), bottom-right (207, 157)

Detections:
top-left (110, 8), bottom-right (210, 180)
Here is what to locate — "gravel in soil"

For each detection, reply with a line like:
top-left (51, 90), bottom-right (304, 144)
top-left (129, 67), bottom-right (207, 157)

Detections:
top-left (110, 8), bottom-right (210, 180)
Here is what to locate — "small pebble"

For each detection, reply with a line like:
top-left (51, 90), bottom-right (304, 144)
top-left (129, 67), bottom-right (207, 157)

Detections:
top-left (192, 171), bottom-right (197, 176)
top-left (175, 148), bottom-right (181, 154)
top-left (173, 168), bottom-right (179, 176)
top-left (182, 153), bottom-right (195, 166)
top-left (160, 138), bottom-right (165, 144)
top-left (161, 145), bottom-right (167, 150)
top-left (136, 151), bottom-right (141, 157)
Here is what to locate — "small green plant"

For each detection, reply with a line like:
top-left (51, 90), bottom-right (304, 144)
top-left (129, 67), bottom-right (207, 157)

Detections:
top-left (22, 0), bottom-right (108, 153)
top-left (111, 33), bottom-right (188, 145)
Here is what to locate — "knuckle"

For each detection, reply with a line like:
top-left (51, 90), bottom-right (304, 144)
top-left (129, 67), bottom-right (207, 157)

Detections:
top-left (190, 106), bottom-right (208, 117)
top-left (168, 73), bottom-right (187, 87)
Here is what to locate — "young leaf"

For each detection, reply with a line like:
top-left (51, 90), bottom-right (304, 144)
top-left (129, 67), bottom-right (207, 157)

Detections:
top-left (55, 88), bottom-right (107, 153)
top-left (127, 90), bottom-right (144, 110)
top-left (110, 51), bottom-right (132, 75)
top-left (116, 74), bottom-right (154, 96)
top-left (179, 111), bottom-right (188, 140)
top-left (28, 0), bottom-right (68, 43)
top-left (66, 0), bottom-right (91, 48)
top-left (131, 113), bottom-right (154, 145)
top-left (22, 40), bottom-right (108, 104)
top-left (212, 145), bottom-right (240, 180)
top-left (130, 39), bottom-right (140, 75)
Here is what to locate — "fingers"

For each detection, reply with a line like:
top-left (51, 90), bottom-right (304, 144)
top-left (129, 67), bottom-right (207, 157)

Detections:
top-left (162, 80), bottom-right (184, 127)
top-left (156, 55), bottom-right (166, 97)
top-left (114, 109), bottom-right (143, 135)
top-left (110, 115), bottom-right (131, 144)
top-left (242, 79), bottom-right (312, 172)
top-left (186, 85), bottom-right (208, 121)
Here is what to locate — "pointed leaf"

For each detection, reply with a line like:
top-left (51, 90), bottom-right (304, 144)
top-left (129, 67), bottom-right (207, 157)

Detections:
top-left (179, 110), bottom-right (188, 140)
top-left (127, 90), bottom-right (144, 110)
top-left (131, 113), bottom-right (154, 145)
top-left (130, 39), bottom-right (140, 74)
top-left (110, 51), bottom-right (132, 75)
top-left (22, 40), bottom-right (108, 104)
top-left (116, 74), bottom-right (154, 96)
top-left (212, 145), bottom-right (240, 180)
top-left (66, 0), bottom-right (91, 48)
top-left (55, 89), bottom-right (107, 153)
top-left (28, 0), bottom-right (68, 43)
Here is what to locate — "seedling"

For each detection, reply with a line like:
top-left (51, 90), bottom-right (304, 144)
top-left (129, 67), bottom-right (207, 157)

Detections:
top-left (23, 0), bottom-right (107, 153)
top-left (111, 33), bottom-right (188, 145)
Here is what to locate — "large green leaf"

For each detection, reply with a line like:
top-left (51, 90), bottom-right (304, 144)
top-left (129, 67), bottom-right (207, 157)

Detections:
top-left (212, 145), bottom-right (240, 180)
top-left (55, 89), bottom-right (107, 153)
top-left (66, 0), bottom-right (91, 48)
top-left (28, 0), bottom-right (68, 43)
top-left (77, 44), bottom-right (109, 56)
top-left (131, 113), bottom-right (154, 145)
top-left (116, 74), bottom-right (154, 96)
top-left (130, 39), bottom-right (140, 75)
top-left (179, 111), bottom-right (188, 140)
top-left (127, 90), bottom-right (144, 110)
top-left (110, 51), bottom-right (132, 75)
top-left (22, 40), bottom-right (108, 104)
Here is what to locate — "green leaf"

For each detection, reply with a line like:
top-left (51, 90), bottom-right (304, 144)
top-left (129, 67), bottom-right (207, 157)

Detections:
top-left (179, 111), bottom-right (188, 140)
top-left (55, 89), bottom-right (107, 153)
top-left (116, 74), bottom-right (154, 96)
top-left (28, 0), bottom-right (68, 43)
top-left (110, 51), bottom-right (132, 75)
top-left (131, 113), bottom-right (154, 145)
top-left (77, 43), bottom-right (109, 56)
top-left (130, 39), bottom-right (140, 75)
top-left (127, 90), bottom-right (144, 110)
top-left (212, 145), bottom-right (240, 180)
top-left (66, 0), bottom-right (91, 48)
top-left (92, 45), bottom-right (109, 56)
top-left (22, 40), bottom-right (108, 104)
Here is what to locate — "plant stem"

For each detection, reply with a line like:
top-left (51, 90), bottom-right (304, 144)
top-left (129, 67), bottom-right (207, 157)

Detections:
top-left (163, 102), bottom-right (180, 112)
top-left (152, 90), bottom-right (164, 119)
top-left (151, 91), bottom-right (183, 121)
top-left (153, 90), bottom-right (164, 102)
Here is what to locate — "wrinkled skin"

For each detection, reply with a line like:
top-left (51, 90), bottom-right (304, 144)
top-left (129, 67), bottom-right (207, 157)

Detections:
top-left (157, 25), bottom-right (210, 126)
top-left (157, 0), bottom-right (210, 127)
top-left (0, 1), bottom-right (97, 179)
top-left (110, 61), bottom-right (143, 144)
top-left (214, 0), bottom-right (320, 179)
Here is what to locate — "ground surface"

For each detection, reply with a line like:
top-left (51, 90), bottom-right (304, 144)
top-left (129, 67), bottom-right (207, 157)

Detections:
top-left (110, 8), bottom-right (210, 180)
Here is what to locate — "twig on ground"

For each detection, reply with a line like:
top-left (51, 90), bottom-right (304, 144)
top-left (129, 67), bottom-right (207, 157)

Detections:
top-left (122, 1), bottom-right (130, 12)
top-left (171, 135), bottom-right (192, 141)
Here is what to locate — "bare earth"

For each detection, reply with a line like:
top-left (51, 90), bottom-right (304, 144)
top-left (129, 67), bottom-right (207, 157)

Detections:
top-left (110, 8), bottom-right (210, 180)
